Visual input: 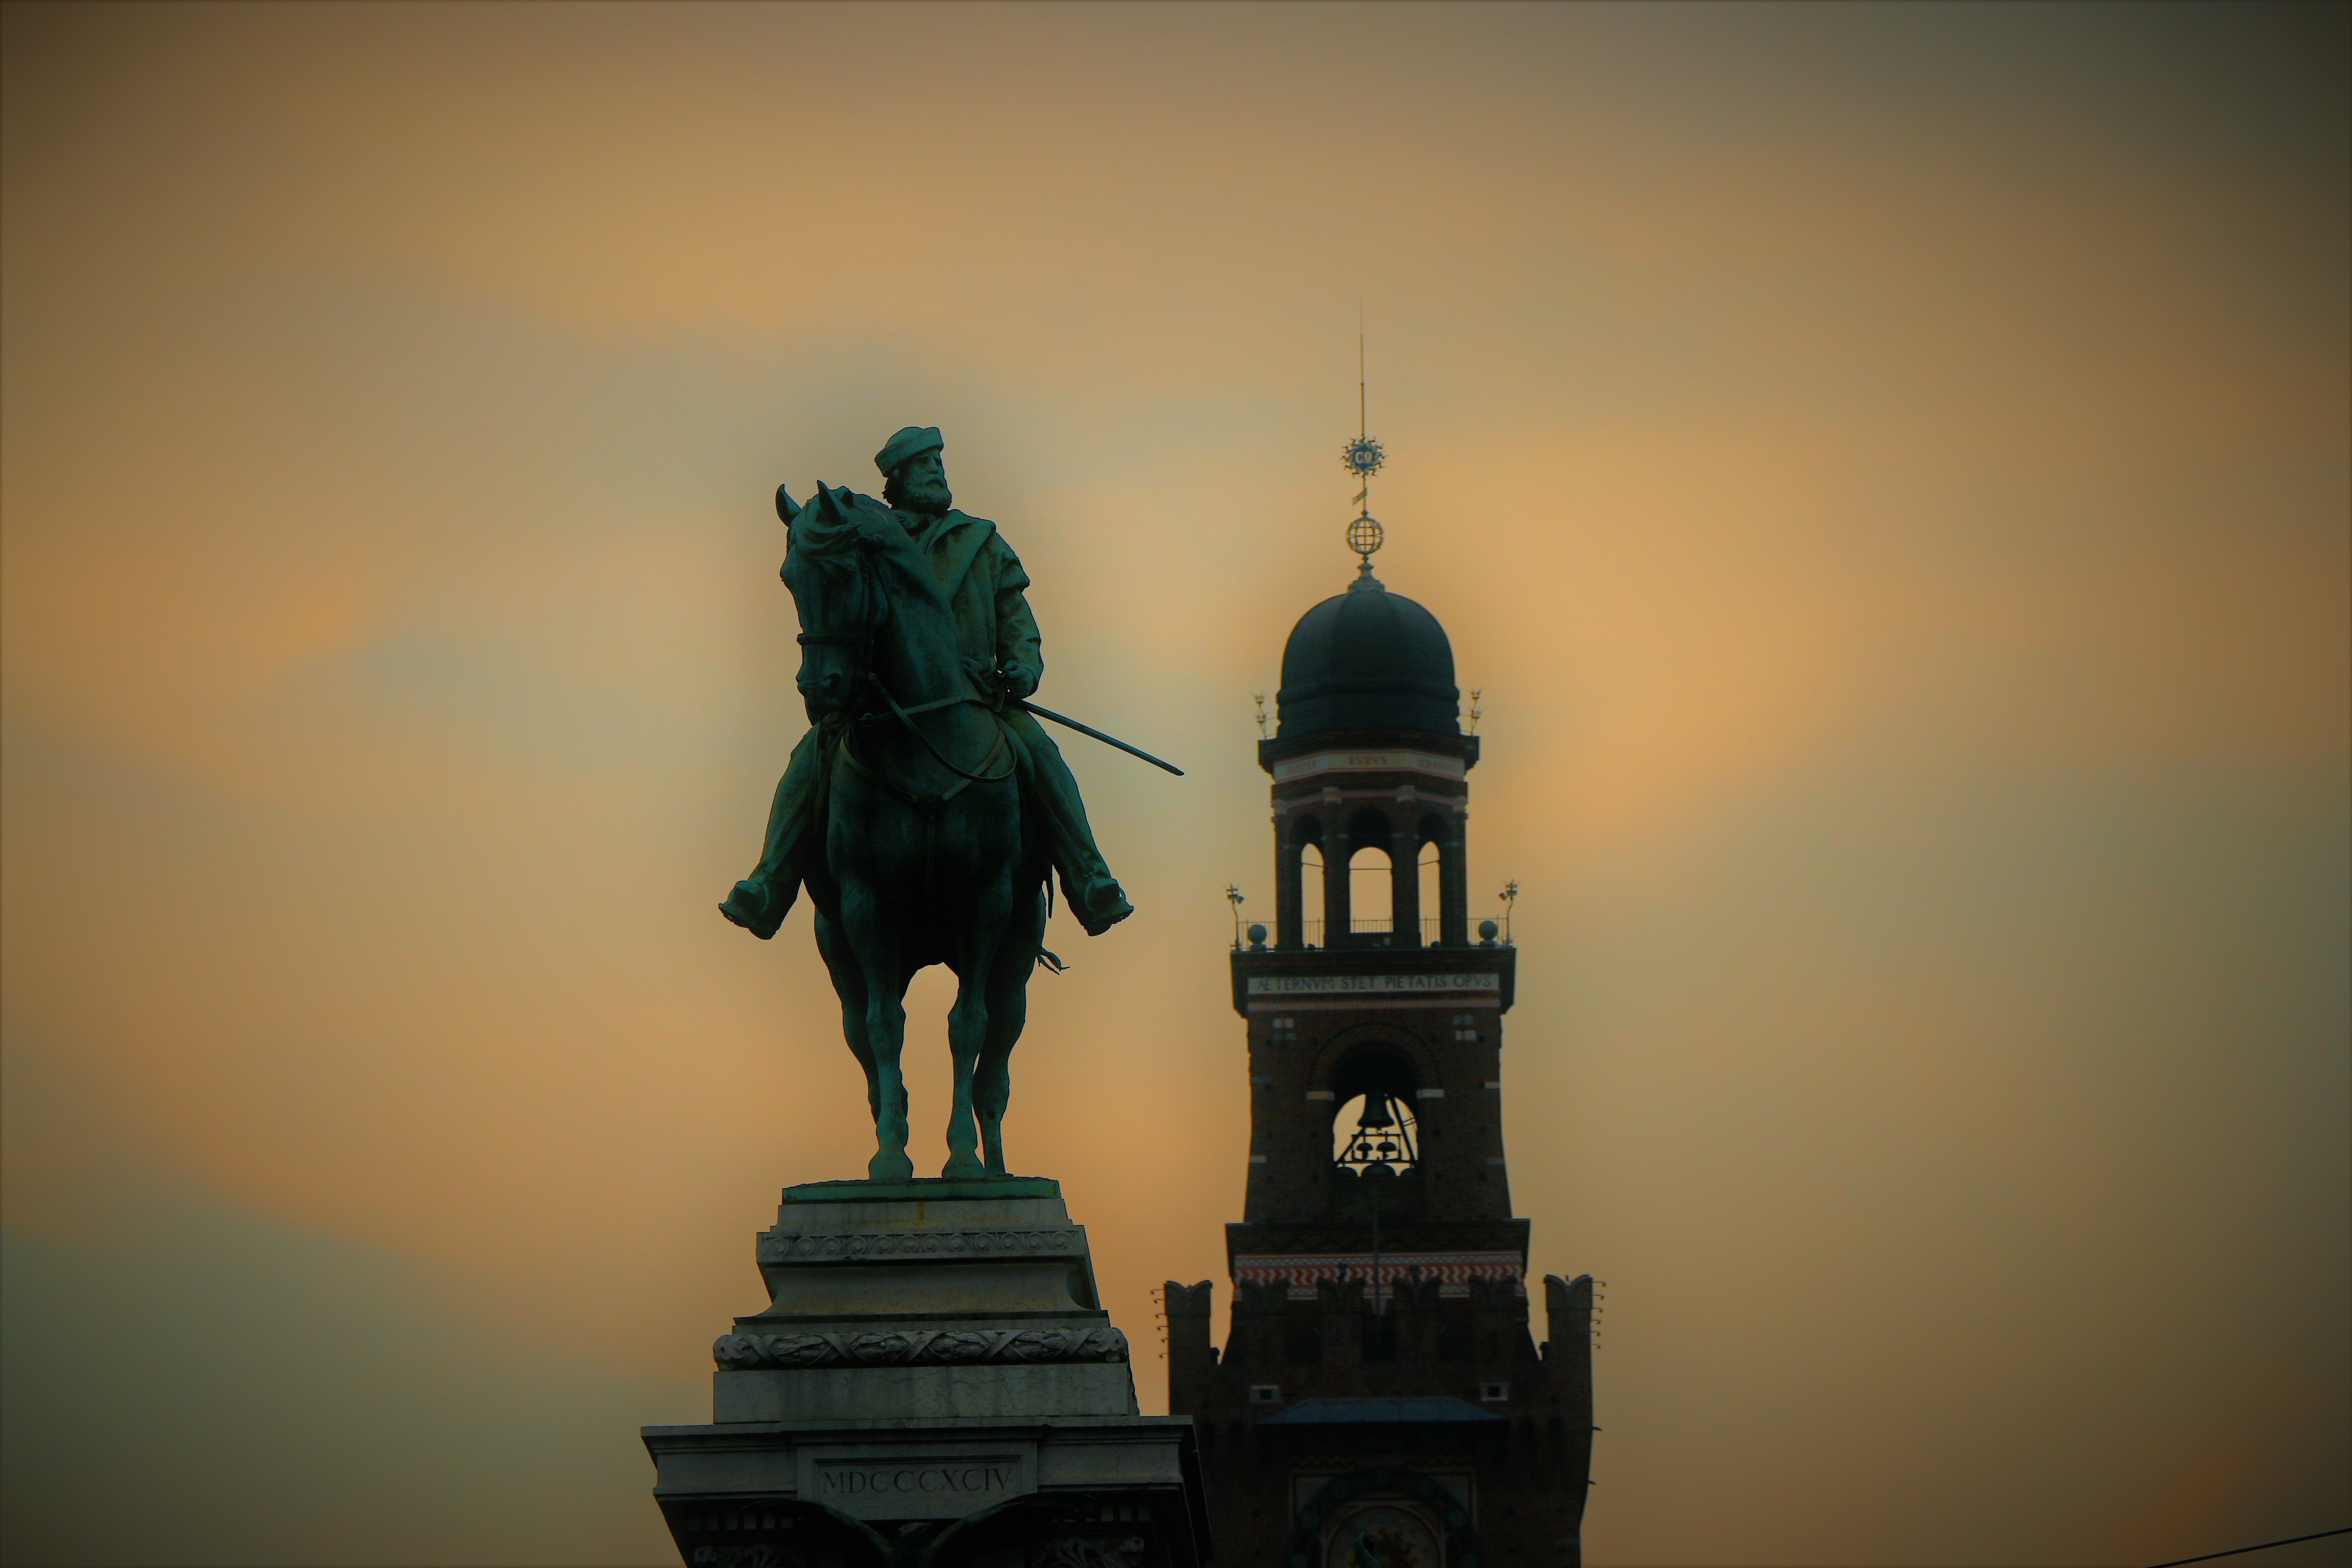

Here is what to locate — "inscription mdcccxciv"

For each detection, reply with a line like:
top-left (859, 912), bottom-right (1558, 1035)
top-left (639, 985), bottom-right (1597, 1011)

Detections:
top-left (813, 1456), bottom-right (1020, 1504)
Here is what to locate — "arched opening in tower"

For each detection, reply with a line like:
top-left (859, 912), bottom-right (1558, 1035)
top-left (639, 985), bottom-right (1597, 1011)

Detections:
top-left (1348, 845), bottom-right (1393, 939)
top-left (1418, 841), bottom-right (1441, 946)
top-left (1298, 842), bottom-right (1324, 947)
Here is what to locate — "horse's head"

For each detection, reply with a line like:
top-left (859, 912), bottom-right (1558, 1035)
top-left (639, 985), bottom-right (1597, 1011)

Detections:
top-left (782, 484), bottom-right (889, 723)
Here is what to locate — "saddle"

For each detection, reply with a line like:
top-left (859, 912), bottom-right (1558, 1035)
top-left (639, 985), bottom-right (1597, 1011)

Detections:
top-left (832, 661), bottom-right (1023, 812)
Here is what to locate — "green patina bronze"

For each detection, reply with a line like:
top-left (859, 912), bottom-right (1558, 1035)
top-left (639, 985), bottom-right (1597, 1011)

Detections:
top-left (721, 430), bottom-right (1134, 1182)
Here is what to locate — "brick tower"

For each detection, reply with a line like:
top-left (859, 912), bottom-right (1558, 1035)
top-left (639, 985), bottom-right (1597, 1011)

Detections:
top-left (1163, 512), bottom-right (1597, 1566)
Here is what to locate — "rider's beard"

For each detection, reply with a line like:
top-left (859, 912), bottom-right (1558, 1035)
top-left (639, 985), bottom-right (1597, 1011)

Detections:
top-left (897, 475), bottom-right (952, 515)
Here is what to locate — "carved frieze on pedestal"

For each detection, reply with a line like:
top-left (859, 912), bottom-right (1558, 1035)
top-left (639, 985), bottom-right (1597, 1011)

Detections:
top-left (643, 1178), bottom-right (1207, 1568)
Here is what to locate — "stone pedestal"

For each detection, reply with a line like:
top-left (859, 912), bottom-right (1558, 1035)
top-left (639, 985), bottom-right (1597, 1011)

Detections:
top-left (644, 1178), bottom-right (1208, 1568)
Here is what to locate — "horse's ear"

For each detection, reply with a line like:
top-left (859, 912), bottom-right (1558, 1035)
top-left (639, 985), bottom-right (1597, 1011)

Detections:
top-left (776, 483), bottom-right (801, 524)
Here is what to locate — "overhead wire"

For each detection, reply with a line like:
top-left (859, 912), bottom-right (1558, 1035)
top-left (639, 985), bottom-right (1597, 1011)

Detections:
top-left (2144, 1525), bottom-right (2352, 1568)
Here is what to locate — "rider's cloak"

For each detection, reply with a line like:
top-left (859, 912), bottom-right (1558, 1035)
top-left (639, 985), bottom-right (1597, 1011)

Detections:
top-left (793, 485), bottom-right (1043, 685)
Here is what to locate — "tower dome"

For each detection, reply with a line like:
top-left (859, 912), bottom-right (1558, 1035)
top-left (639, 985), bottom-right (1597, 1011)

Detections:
top-left (1275, 575), bottom-right (1459, 738)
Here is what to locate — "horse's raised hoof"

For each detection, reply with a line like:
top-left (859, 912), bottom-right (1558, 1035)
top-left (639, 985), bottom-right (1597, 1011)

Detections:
top-left (1075, 879), bottom-right (1134, 937)
top-left (868, 1148), bottom-right (915, 1182)
top-left (719, 878), bottom-right (793, 940)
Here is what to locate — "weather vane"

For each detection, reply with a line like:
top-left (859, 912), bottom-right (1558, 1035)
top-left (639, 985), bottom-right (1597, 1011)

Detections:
top-left (1341, 307), bottom-right (1385, 574)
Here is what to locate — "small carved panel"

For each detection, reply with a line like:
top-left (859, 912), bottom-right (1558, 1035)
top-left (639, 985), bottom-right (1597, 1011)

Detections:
top-left (1030, 1537), bottom-right (1146, 1568)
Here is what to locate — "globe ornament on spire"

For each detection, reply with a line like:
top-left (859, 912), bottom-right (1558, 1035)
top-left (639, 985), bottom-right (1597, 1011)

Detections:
top-left (1342, 325), bottom-right (1387, 583)
top-left (1342, 434), bottom-right (1386, 585)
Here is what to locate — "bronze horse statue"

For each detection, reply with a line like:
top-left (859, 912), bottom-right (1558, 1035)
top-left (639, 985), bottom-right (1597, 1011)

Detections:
top-left (781, 484), bottom-right (1051, 1182)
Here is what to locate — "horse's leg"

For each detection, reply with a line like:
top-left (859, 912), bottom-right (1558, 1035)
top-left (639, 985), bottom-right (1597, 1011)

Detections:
top-left (938, 842), bottom-right (1005, 1183)
top-left (973, 985), bottom-right (1020, 1179)
top-left (940, 953), bottom-right (988, 1181)
top-left (940, 778), bottom-right (1026, 1182)
top-left (837, 869), bottom-right (912, 1183)
top-left (977, 871), bottom-right (1047, 1178)
top-left (811, 909), bottom-right (878, 1125)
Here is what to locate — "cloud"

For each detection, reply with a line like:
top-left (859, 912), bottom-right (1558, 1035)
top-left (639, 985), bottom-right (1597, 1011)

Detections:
top-left (1, 1032), bottom-right (689, 1567)
top-left (3, 6), bottom-right (2344, 1564)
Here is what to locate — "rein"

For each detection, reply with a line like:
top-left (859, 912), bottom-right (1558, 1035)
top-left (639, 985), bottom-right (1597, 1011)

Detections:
top-left (878, 688), bottom-right (1016, 786)
top-left (797, 574), bottom-right (1013, 799)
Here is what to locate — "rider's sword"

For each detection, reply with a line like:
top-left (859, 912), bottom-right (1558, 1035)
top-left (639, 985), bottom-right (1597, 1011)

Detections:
top-left (1017, 700), bottom-right (1185, 776)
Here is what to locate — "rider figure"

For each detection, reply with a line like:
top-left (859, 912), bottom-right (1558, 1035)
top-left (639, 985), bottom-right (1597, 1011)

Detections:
top-left (719, 425), bottom-right (1135, 940)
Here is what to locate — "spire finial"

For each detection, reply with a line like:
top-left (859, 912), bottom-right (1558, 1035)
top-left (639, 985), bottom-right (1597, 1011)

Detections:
top-left (1339, 303), bottom-right (1387, 578)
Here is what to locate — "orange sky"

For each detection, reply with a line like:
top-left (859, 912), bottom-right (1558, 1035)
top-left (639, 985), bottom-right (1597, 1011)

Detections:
top-left (3, 5), bottom-right (2346, 1565)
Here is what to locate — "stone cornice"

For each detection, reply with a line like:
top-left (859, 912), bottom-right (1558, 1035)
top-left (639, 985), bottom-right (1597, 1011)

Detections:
top-left (757, 1228), bottom-right (1087, 1263)
top-left (715, 1326), bottom-right (1130, 1371)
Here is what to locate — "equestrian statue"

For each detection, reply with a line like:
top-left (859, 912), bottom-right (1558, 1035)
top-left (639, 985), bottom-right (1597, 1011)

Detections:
top-left (720, 426), bottom-right (1169, 1182)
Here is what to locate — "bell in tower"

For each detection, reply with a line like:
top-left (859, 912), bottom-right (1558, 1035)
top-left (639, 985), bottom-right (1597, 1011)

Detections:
top-left (1334, 1087), bottom-right (1418, 1173)
top-left (1161, 405), bottom-right (1599, 1567)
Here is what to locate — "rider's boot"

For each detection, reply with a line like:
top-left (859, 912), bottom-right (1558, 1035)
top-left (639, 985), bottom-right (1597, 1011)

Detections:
top-left (1032, 769), bottom-right (1131, 935)
top-left (720, 729), bottom-right (823, 939)
top-left (719, 871), bottom-right (797, 940)
top-left (1010, 715), bottom-right (1134, 937)
top-left (1059, 864), bottom-right (1134, 937)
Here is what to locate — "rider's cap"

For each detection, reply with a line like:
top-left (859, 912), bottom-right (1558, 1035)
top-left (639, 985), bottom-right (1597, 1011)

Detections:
top-left (874, 425), bottom-right (943, 475)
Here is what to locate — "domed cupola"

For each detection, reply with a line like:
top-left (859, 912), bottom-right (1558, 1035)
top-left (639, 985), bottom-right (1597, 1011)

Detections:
top-left (1251, 411), bottom-right (1484, 953)
top-left (1275, 572), bottom-right (1459, 738)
